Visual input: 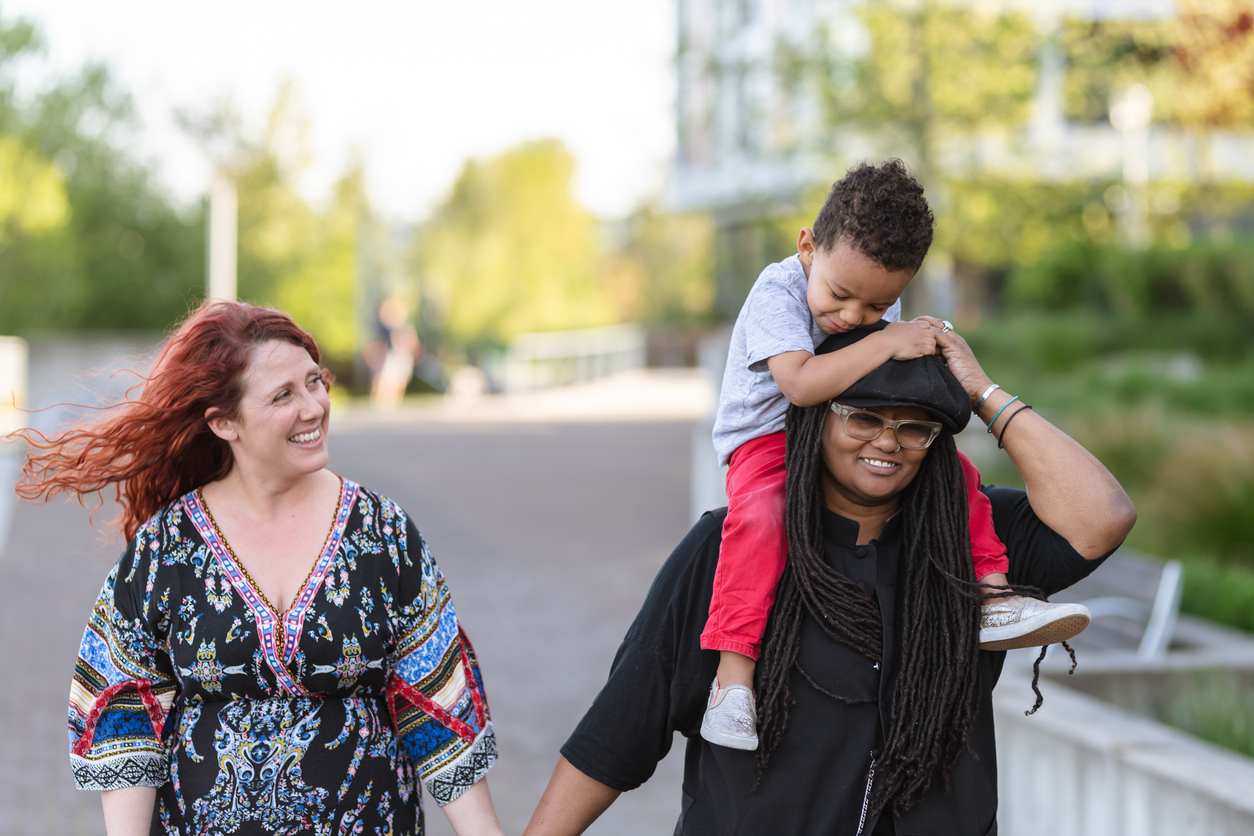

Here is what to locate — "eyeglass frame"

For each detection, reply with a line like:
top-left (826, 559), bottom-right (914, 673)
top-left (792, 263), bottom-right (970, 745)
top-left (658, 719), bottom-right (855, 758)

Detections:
top-left (828, 401), bottom-right (943, 450)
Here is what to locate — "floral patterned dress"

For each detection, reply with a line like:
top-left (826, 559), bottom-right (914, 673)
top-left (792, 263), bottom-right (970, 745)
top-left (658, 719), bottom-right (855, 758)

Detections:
top-left (68, 479), bottom-right (496, 835)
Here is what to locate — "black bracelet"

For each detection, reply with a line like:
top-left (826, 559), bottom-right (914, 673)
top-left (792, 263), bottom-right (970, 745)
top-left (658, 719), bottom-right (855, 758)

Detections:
top-left (996, 404), bottom-right (1034, 449)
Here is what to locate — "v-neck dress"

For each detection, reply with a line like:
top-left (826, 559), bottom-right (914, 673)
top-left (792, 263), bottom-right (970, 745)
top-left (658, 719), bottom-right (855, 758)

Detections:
top-left (68, 479), bottom-right (496, 835)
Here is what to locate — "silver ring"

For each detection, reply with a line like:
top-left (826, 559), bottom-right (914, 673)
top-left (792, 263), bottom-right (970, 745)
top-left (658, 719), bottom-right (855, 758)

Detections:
top-left (939, 320), bottom-right (954, 334)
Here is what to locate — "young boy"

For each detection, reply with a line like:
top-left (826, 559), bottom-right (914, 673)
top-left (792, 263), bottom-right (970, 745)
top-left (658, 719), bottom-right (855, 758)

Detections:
top-left (701, 159), bottom-right (1090, 750)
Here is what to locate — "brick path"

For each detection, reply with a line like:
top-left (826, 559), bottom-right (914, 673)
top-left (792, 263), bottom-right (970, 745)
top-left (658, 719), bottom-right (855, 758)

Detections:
top-left (0, 419), bottom-right (694, 835)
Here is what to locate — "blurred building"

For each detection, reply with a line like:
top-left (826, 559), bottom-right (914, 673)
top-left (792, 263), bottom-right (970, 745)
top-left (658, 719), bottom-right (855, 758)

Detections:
top-left (670, 0), bottom-right (1254, 314)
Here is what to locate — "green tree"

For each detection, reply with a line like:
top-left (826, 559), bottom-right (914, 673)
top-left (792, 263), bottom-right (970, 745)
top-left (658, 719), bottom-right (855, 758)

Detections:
top-left (272, 159), bottom-right (369, 358)
top-left (770, 1), bottom-right (1045, 308)
top-left (189, 82), bottom-right (369, 360)
top-left (26, 65), bottom-right (205, 330)
top-left (416, 139), bottom-right (619, 349)
top-left (604, 205), bottom-right (716, 324)
top-left (1058, 1), bottom-right (1254, 249)
top-left (779, 1), bottom-right (1039, 186)
top-left (0, 13), bottom-right (38, 131)
top-left (0, 135), bottom-right (68, 243)
top-left (0, 12), bottom-right (205, 334)
top-left (1061, 0), bottom-right (1254, 136)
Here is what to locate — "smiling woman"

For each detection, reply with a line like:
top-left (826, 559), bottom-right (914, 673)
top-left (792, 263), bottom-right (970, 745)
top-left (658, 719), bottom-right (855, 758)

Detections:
top-left (522, 325), bottom-right (1137, 836)
top-left (13, 301), bottom-right (504, 836)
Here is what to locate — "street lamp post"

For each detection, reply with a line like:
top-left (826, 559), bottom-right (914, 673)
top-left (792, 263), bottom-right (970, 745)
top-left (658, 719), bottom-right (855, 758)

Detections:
top-left (1109, 84), bottom-right (1154, 250)
top-left (207, 169), bottom-right (238, 302)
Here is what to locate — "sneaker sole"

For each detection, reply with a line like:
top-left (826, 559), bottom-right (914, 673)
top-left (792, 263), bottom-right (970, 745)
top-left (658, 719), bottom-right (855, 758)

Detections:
top-left (980, 610), bottom-right (1091, 652)
top-left (700, 721), bottom-right (759, 750)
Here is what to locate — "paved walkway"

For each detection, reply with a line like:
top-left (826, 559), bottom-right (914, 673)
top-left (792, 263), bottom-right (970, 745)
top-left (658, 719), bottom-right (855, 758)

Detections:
top-left (0, 417), bottom-right (696, 835)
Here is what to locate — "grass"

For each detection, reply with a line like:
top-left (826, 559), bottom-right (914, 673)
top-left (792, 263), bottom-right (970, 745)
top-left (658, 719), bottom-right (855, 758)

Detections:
top-left (1161, 673), bottom-right (1254, 759)
top-left (962, 313), bottom-right (1254, 419)
top-left (1179, 559), bottom-right (1254, 634)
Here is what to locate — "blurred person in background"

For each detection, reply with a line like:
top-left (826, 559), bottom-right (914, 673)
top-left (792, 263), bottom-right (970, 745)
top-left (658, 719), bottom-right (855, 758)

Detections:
top-left (370, 298), bottom-right (422, 406)
top-left (523, 323), bottom-right (1136, 836)
top-left (373, 323), bottom-right (421, 406)
top-left (15, 302), bottom-right (502, 836)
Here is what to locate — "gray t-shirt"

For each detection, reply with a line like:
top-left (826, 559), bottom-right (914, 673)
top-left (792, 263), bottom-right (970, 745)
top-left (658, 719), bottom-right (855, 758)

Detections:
top-left (712, 255), bottom-right (902, 466)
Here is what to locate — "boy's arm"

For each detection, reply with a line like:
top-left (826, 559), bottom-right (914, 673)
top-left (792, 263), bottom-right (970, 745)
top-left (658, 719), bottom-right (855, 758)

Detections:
top-left (768, 320), bottom-right (938, 407)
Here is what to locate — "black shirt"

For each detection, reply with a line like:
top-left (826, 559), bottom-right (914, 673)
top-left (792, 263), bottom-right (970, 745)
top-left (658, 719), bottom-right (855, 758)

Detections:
top-left (561, 486), bottom-right (1110, 836)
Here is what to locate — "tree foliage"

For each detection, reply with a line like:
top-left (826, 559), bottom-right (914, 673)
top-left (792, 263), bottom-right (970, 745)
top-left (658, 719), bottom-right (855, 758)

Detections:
top-left (765, 0), bottom-right (1254, 289)
top-left (0, 16), bottom-right (366, 347)
top-left (0, 13), bottom-right (204, 334)
top-left (416, 139), bottom-right (621, 349)
top-left (778, 0), bottom-right (1039, 183)
top-left (1062, 0), bottom-right (1254, 132)
top-left (604, 205), bottom-right (716, 325)
top-left (205, 82), bottom-right (368, 358)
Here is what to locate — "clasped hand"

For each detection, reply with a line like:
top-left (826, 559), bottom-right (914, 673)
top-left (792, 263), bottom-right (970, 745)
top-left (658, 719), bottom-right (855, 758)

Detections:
top-left (910, 315), bottom-right (993, 405)
top-left (880, 317), bottom-right (941, 361)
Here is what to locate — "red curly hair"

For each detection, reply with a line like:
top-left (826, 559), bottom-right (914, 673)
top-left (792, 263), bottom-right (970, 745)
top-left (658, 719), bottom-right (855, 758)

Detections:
top-left (14, 301), bottom-right (327, 541)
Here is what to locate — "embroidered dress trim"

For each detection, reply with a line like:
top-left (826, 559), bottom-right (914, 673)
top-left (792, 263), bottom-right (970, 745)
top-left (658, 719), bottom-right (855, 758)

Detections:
top-left (71, 750), bottom-right (168, 791)
top-left (424, 724), bottom-right (498, 807)
top-left (280, 479), bottom-right (359, 663)
top-left (181, 478), bottom-right (358, 696)
top-left (386, 627), bottom-right (489, 745)
top-left (72, 679), bottom-right (166, 757)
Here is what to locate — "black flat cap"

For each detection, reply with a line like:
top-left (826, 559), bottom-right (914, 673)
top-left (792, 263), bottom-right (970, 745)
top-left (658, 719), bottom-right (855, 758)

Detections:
top-left (815, 320), bottom-right (972, 432)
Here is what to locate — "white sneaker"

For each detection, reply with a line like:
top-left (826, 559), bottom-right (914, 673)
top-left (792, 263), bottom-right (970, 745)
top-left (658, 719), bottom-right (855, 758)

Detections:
top-left (699, 677), bottom-right (759, 750)
top-left (979, 596), bottom-right (1092, 651)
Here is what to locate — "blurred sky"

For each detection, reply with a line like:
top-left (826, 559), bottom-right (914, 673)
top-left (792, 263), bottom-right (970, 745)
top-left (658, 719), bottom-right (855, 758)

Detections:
top-left (4, 0), bottom-right (676, 220)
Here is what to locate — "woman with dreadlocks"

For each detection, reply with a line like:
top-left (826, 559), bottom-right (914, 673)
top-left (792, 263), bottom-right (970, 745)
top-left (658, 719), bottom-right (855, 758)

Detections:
top-left (522, 321), bottom-right (1135, 836)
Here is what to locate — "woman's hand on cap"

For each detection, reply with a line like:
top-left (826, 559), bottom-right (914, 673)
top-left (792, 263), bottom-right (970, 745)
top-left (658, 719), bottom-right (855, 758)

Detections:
top-left (933, 328), bottom-right (994, 406)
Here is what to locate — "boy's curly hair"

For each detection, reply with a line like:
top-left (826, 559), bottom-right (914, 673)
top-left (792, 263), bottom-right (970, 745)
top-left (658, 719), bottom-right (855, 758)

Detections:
top-left (812, 158), bottom-right (934, 273)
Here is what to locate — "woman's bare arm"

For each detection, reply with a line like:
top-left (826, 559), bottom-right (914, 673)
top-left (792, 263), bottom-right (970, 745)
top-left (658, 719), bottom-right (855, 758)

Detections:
top-left (936, 329), bottom-right (1136, 559)
top-left (102, 786), bottom-right (157, 836)
top-left (522, 756), bottom-right (622, 836)
top-left (442, 778), bottom-right (505, 836)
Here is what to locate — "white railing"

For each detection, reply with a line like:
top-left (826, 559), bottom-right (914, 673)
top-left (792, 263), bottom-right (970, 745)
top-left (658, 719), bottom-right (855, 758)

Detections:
top-left (0, 336), bottom-right (29, 555)
top-left (995, 668), bottom-right (1254, 836)
top-left (0, 336), bottom-right (28, 438)
top-left (691, 329), bottom-right (731, 522)
top-left (504, 324), bottom-right (646, 393)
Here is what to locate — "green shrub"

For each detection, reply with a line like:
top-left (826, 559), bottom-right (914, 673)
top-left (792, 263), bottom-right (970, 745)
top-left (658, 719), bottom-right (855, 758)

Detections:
top-left (1160, 673), bottom-right (1254, 758)
top-left (1005, 240), bottom-right (1103, 310)
top-left (1148, 428), bottom-right (1254, 568)
top-left (962, 313), bottom-right (1254, 419)
top-left (1064, 407), bottom-right (1171, 491)
top-left (1180, 558), bottom-right (1254, 634)
top-left (1005, 241), bottom-right (1254, 323)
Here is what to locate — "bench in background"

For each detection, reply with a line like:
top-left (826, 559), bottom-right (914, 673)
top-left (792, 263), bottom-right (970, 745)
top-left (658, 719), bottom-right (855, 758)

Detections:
top-left (1051, 548), bottom-right (1183, 658)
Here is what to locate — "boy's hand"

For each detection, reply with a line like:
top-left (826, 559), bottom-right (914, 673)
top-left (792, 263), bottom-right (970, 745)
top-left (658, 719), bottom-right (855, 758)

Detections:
top-left (913, 315), bottom-right (948, 331)
top-left (880, 319), bottom-right (938, 360)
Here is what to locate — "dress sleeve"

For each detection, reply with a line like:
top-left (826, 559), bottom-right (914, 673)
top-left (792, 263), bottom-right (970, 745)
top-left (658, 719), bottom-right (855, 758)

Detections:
top-left (68, 535), bottom-right (178, 790)
top-left (385, 515), bottom-right (496, 807)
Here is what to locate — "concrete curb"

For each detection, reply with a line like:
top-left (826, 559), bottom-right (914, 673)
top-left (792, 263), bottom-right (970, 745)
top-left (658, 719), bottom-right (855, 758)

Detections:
top-left (994, 672), bottom-right (1254, 836)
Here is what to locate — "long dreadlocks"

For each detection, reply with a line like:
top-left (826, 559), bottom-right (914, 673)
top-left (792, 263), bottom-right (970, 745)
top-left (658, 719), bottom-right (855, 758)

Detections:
top-left (756, 400), bottom-right (991, 816)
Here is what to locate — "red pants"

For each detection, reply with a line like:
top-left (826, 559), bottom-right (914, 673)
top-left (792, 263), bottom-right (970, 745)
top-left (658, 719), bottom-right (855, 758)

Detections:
top-left (700, 431), bottom-right (1009, 660)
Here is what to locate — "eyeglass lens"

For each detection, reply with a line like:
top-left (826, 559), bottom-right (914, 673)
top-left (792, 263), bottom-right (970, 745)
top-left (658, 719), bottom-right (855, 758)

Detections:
top-left (844, 411), bottom-right (936, 448)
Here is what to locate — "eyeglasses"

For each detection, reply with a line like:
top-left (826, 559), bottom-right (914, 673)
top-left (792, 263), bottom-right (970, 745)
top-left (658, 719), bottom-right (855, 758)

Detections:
top-left (828, 402), bottom-right (942, 450)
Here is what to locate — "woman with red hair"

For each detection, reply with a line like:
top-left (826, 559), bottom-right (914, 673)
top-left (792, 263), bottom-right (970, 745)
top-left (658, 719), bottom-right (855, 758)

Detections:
top-left (18, 302), bottom-right (503, 836)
